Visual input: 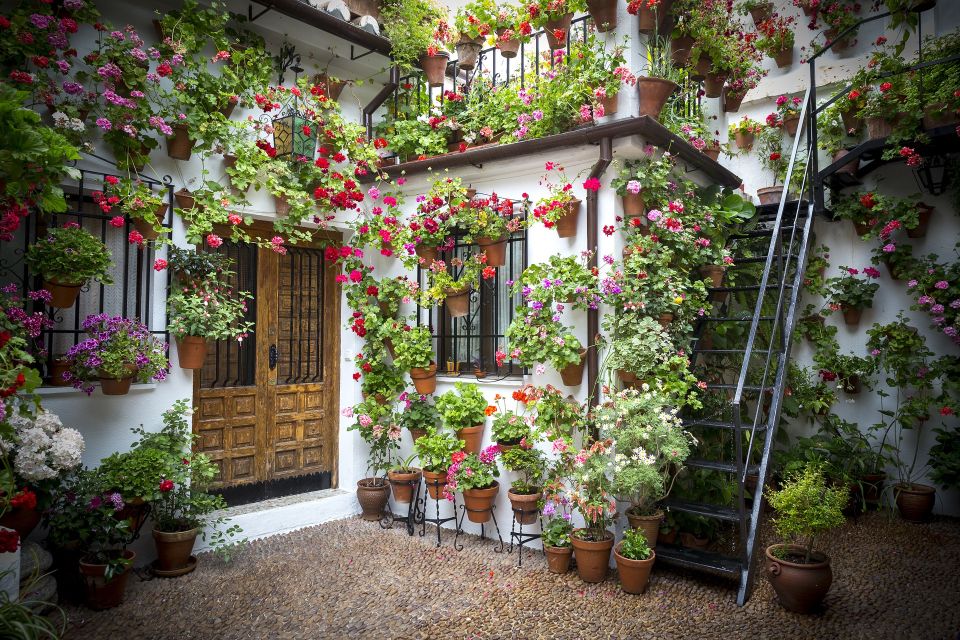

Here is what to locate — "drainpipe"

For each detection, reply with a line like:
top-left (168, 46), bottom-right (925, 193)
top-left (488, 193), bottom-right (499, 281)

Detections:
top-left (586, 137), bottom-right (613, 408)
top-left (363, 66), bottom-right (400, 140)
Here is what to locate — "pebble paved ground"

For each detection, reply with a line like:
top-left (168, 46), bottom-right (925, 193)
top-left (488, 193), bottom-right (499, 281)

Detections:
top-left (61, 510), bottom-right (960, 640)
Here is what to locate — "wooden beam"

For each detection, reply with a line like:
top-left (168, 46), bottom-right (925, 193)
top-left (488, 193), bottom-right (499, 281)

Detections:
top-left (250, 0), bottom-right (393, 57)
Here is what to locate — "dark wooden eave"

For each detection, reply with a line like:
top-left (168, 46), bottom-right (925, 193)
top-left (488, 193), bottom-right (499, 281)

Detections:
top-left (250, 0), bottom-right (393, 57)
top-left (378, 116), bottom-right (742, 188)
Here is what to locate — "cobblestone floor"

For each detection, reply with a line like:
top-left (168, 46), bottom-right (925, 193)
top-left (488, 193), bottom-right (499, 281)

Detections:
top-left (61, 510), bottom-right (960, 640)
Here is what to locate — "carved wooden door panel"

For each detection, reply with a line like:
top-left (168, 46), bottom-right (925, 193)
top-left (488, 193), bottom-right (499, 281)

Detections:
top-left (192, 233), bottom-right (340, 503)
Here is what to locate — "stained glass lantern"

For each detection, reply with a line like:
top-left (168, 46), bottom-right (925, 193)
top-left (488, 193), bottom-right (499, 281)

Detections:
top-left (272, 107), bottom-right (316, 162)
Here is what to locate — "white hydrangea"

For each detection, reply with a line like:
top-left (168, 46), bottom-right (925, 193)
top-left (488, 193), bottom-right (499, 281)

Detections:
top-left (4, 409), bottom-right (84, 482)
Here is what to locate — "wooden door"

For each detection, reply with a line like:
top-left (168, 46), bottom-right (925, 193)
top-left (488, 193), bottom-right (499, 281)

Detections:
top-left (192, 231), bottom-right (341, 503)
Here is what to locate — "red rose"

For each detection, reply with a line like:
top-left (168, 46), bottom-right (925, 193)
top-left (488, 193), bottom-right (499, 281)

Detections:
top-left (159, 479), bottom-right (174, 492)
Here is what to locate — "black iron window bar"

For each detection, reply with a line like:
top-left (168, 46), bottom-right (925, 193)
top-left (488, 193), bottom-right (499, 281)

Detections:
top-left (0, 165), bottom-right (172, 386)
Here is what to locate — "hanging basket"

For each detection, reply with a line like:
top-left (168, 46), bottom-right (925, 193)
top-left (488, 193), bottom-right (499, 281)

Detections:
top-left (414, 244), bottom-right (439, 267)
top-left (43, 279), bottom-right (83, 308)
top-left (174, 188), bottom-right (197, 210)
top-left (691, 53), bottom-right (712, 81)
top-left (544, 14), bottom-right (573, 50)
top-left (454, 38), bottom-right (482, 71)
top-left (749, 2), bottom-right (773, 24)
top-left (444, 286), bottom-right (471, 317)
top-left (773, 46), bottom-right (795, 69)
top-left (587, 0), bottom-right (618, 31)
top-left (477, 236), bottom-right (508, 267)
top-left (734, 131), bottom-right (755, 150)
top-left (554, 199), bottom-right (581, 238)
top-left (636, 77), bottom-right (678, 120)
top-left (419, 52), bottom-right (449, 87)
top-left (723, 87), bottom-right (745, 113)
top-left (783, 115), bottom-right (800, 136)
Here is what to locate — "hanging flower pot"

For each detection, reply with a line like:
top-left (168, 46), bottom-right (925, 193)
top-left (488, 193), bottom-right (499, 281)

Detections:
top-left (700, 265), bottom-right (726, 301)
top-left (601, 91), bottom-right (619, 116)
top-left (626, 508), bottom-right (662, 548)
top-left (840, 304), bottom-right (862, 326)
top-left (220, 100), bottom-right (237, 119)
top-left (98, 364), bottom-right (138, 396)
top-left (152, 527), bottom-right (199, 575)
top-left (782, 115), bottom-right (801, 136)
top-left (922, 102), bottom-right (959, 130)
top-left (176, 335), bottom-right (208, 369)
top-left (165, 124), bottom-right (196, 161)
top-left (454, 38), bottom-right (483, 71)
top-left (570, 529), bottom-right (614, 583)
top-left (496, 28), bottom-right (520, 58)
top-left (43, 279), bottom-right (82, 308)
top-left (462, 481), bottom-right (500, 523)
top-left (703, 143), bottom-right (722, 162)
top-left (544, 545), bottom-right (573, 573)
top-left (774, 46), bottom-right (795, 68)
top-left (841, 107), bottom-right (862, 133)
top-left (555, 198), bottom-right (581, 238)
top-left (274, 194), bottom-right (291, 217)
top-left (174, 188), bottom-right (196, 210)
top-left (764, 544), bottom-right (832, 613)
top-left (79, 550), bottom-right (136, 610)
top-left (840, 374), bottom-right (861, 395)
top-left (456, 424), bottom-right (484, 455)
top-left (415, 244), bottom-right (439, 267)
top-left (757, 185), bottom-right (784, 206)
top-left (703, 71), bottom-right (726, 98)
top-left (907, 203), bottom-right (933, 238)
top-left (507, 488), bottom-right (541, 525)
top-left (614, 543), bottom-right (656, 594)
top-left (387, 468), bottom-right (423, 503)
top-left (691, 53), bottom-right (712, 80)
top-left (734, 130), bottom-right (755, 150)
top-left (444, 286), bottom-right (471, 318)
top-left (824, 28), bottom-right (853, 52)
top-left (410, 362), bottom-right (438, 395)
top-left (895, 483), bottom-right (936, 522)
top-left (622, 191), bottom-right (645, 217)
top-left (419, 52), bottom-right (449, 87)
top-left (131, 202), bottom-right (168, 241)
top-left (636, 77), bottom-right (678, 120)
top-left (833, 149), bottom-right (858, 176)
top-left (587, 0), bottom-right (618, 31)
top-left (477, 235), bottom-right (508, 267)
top-left (749, 1), bottom-right (773, 24)
top-left (409, 427), bottom-right (428, 443)
top-left (671, 35), bottom-right (695, 67)
top-left (559, 349), bottom-right (587, 386)
top-left (723, 87), bottom-right (745, 113)
top-left (422, 470), bottom-right (447, 500)
top-left (657, 313), bottom-right (674, 329)
top-left (313, 73), bottom-right (346, 101)
top-left (544, 13), bottom-right (573, 50)
top-left (356, 477), bottom-right (390, 521)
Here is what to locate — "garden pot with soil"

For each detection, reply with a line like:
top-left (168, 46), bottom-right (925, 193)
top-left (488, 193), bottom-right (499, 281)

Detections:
top-left (174, 188), bottom-right (197, 210)
top-left (559, 349), bottom-right (587, 386)
top-left (833, 149), bottom-right (858, 176)
top-left (462, 481), bottom-right (499, 523)
top-left (388, 468), bottom-right (423, 503)
top-left (765, 544), bottom-right (832, 614)
top-left (79, 550), bottom-right (136, 610)
top-left (894, 483), bottom-right (935, 522)
top-left (571, 529), bottom-right (614, 583)
top-left (636, 77), bottom-right (678, 120)
top-left (840, 305), bottom-right (862, 326)
top-left (657, 313), bottom-right (674, 329)
top-left (544, 545), bottom-right (573, 573)
top-left (496, 29), bottom-right (520, 58)
top-left (152, 527), bottom-right (199, 574)
top-left (614, 543), bottom-right (656, 594)
top-left (625, 508), bottom-right (662, 548)
top-left (457, 424), bottom-right (484, 455)
top-left (454, 38), bottom-right (483, 70)
top-left (410, 363), bottom-right (438, 395)
top-left (508, 488), bottom-right (541, 525)
top-left (176, 336), bottom-right (208, 369)
top-left (356, 478), bottom-right (390, 521)
top-left (166, 124), bottom-right (195, 161)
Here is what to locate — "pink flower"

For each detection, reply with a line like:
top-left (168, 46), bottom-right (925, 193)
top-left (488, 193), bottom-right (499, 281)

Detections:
top-left (863, 267), bottom-right (881, 278)
top-left (206, 234), bottom-right (223, 248)
top-left (349, 269), bottom-right (362, 283)
top-left (153, 259), bottom-right (168, 271)
top-left (128, 230), bottom-right (144, 245)
top-left (882, 243), bottom-right (896, 253)
top-left (582, 177), bottom-right (601, 191)
top-left (935, 280), bottom-right (949, 289)
top-left (109, 215), bottom-right (125, 228)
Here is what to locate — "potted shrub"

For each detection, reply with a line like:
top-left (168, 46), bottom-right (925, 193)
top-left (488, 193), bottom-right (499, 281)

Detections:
top-left (392, 325), bottom-right (437, 394)
top-left (435, 382), bottom-right (488, 454)
top-left (531, 162), bottom-right (581, 238)
top-left (728, 116), bottom-right (763, 151)
top-left (756, 125), bottom-right (787, 205)
top-left (755, 15), bottom-right (795, 68)
top-left (614, 527), bottom-right (656, 594)
top-left (167, 280), bottom-right (253, 370)
top-left (444, 445), bottom-right (501, 522)
top-left (166, 247), bottom-right (233, 285)
top-left (505, 308), bottom-right (586, 385)
top-left (102, 176), bottom-right (168, 241)
top-left (765, 464), bottom-right (847, 614)
top-left (400, 393), bottom-right (440, 442)
top-left (414, 428), bottom-right (465, 499)
top-left (359, 360), bottom-right (406, 405)
top-left (501, 445), bottom-right (546, 525)
top-left (63, 315), bottom-right (168, 395)
top-left (609, 150), bottom-right (674, 219)
top-left (596, 388), bottom-right (694, 546)
top-left (825, 267), bottom-right (880, 326)
top-left (568, 440), bottom-right (617, 583)
top-left (387, 454), bottom-right (423, 504)
top-left (24, 223), bottom-right (113, 308)
top-left (380, 0), bottom-right (447, 76)
top-left (541, 502), bottom-right (574, 572)
top-left (347, 404), bottom-right (402, 520)
top-left (636, 39), bottom-right (679, 120)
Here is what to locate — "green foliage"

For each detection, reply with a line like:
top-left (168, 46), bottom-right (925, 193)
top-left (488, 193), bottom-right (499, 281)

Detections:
top-left (619, 527), bottom-right (653, 560)
top-left (826, 267), bottom-right (879, 310)
top-left (541, 513), bottom-right (573, 547)
top-left (167, 282), bottom-right (253, 341)
top-left (930, 425), bottom-right (960, 491)
top-left (491, 410), bottom-right (530, 445)
top-left (399, 394), bottom-right (440, 433)
top-left (446, 446), bottom-right (500, 492)
top-left (505, 308), bottom-right (583, 370)
top-left (392, 325), bottom-right (435, 370)
top-left (380, 0), bottom-right (447, 73)
top-left (435, 382), bottom-right (488, 431)
top-left (167, 247), bottom-right (234, 283)
top-left (0, 575), bottom-right (64, 640)
top-left (511, 253), bottom-right (598, 311)
top-left (25, 225), bottom-right (113, 286)
top-left (766, 463), bottom-right (847, 561)
top-left (610, 148), bottom-right (674, 203)
top-left (501, 446), bottom-right (546, 494)
top-left (413, 428), bottom-right (464, 473)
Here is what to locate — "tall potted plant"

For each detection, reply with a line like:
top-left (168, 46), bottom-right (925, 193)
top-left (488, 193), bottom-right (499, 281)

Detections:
top-left (501, 445), bottom-right (547, 525)
top-left (64, 315), bottom-right (168, 395)
top-left (444, 445), bottom-right (501, 522)
top-left (435, 382), bottom-right (488, 454)
top-left (347, 406), bottom-right (401, 520)
top-left (756, 125), bottom-right (787, 205)
top-left (24, 223), bottom-right (113, 308)
top-left (541, 498), bottom-right (574, 573)
top-left (569, 440), bottom-right (617, 583)
top-left (167, 280), bottom-right (253, 369)
top-left (413, 428), bottom-right (464, 499)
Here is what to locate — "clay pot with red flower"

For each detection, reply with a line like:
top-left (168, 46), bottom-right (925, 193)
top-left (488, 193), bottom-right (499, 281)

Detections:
top-left (826, 267), bottom-right (878, 327)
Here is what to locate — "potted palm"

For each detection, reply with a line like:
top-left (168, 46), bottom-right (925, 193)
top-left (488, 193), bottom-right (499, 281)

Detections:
top-left (614, 527), bottom-right (656, 594)
top-left (569, 440), bottom-right (617, 583)
top-left (414, 428), bottom-right (465, 499)
top-left (400, 393), bottom-right (440, 442)
top-left (435, 382), bottom-right (488, 454)
top-left (103, 176), bottom-right (168, 241)
top-left (24, 223), bottom-right (113, 308)
top-left (501, 445), bottom-right (546, 525)
top-left (63, 315), bottom-right (168, 395)
top-left (167, 280), bottom-right (253, 370)
top-left (392, 325), bottom-right (437, 395)
top-left (825, 267), bottom-right (880, 326)
top-left (444, 445), bottom-right (501, 522)
top-left (765, 464), bottom-right (847, 613)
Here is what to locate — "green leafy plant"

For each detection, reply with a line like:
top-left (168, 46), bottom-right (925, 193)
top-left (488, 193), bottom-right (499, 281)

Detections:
top-left (541, 510), bottom-right (573, 547)
top-left (25, 224), bottom-right (113, 286)
top-left (413, 427), bottom-right (464, 473)
top-left (167, 281), bottom-right (253, 341)
top-left (380, 0), bottom-right (448, 72)
top-left (929, 423), bottom-right (960, 491)
top-left (511, 253), bottom-right (598, 311)
top-left (826, 266), bottom-right (880, 311)
top-left (609, 148), bottom-right (675, 206)
top-left (435, 381), bottom-right (487, 431)
top-left (391, 325), bottom-right (435, 370)
top-left (619, 526), bottom-right (653, 560)
top-left (766, 463), bottom-right (847, 564)
top-left (501, 446), bottom-right (546, 494)
top-left (167, 247), bottom-right (234, 283)
top-left (505, 308), bottom-right (584, 370)
top-left (399, 393), bottom-right (440, 434)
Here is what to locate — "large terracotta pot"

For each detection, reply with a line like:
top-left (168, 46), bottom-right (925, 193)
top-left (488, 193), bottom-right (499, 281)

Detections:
top-left (922, 103), bottom-right (958, 130)
top-left (79, 550), bottom-right (136, 610)
top-left (841, 305), bottom-right (862, 326)
top-left (783, 115), bottom-right (800, 136)
top-left (895, 483), bottom-right (935, 522)
top-left (907, 203), bottom-right (933, 239)
top-left (544, 545), bottom-right (573, 573)
top-left (544, 14), bottom-right (573, 50)
top-left (671, 35), bottom-right (695, 67)
top-left (419, 53), bottom-right (449, 87)
top-left (166, 124), bottom-right (195, 161)
top-left (456, 424), bottom-right (484, 455)
top-left (637, 0), bottom-right (671, 34)
top-left (636, 77), bottom-right (678, 120)
top-left (571, 529), bottom-right (614, 583)
top-left (0, 506), bottom-right (41, 541)
top-left (496, 28), bottom-right (520, 58)
top-left (507, 489), bottom-right (541, 525)
top-left (454, 38), bottom-right (482, 71)
top-left (757, 185), bottom-right (784, 206)
top-left (622, 191), bottom-right (645, 217)
top-left (625, 508), bottom-right (662, 548)
top-left (174, 188), bottom-right (196, 210)
top-left (356, 478), bottom-right (390, 521)
top-left (774, 46), bottom-right (794, 68)
top-left (866, 117), bottom-right (892, 140)
top-left (559, 349), bottom-right (587, 386)
top-left (462, 481), bottom-right (499, 523)
top-left (422, 470), bottom-right (447, 500)
top-left (445, 286), bottom-right (471, 318)
top-left (388, 468), bottom-right (422, 503)
top-left (614, 543), bottom-right (656, 594)
top-left (554, 199), bottom-right (581, 238)
top-left (410, 363), bottom-right (437, 395)
top-left (44, 279), bottom-right (82, 308)
top-left (477, 235), bottom-right (508, 267)
top-left (586, 0), bottom-right (617, 30)
top-left (152, 527), bottom-right (198, 574)
top-left (176, 335), bottom-right (208, 369)
top-left (765, 544), bottom-right (832, 614)
top-left (131, 202), bottom-right (168, 241)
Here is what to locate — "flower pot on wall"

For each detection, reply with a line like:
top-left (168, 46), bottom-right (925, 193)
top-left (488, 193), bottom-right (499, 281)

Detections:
top-left (274, 194), bottom-right (291, 217)
top-left (734, 131), bottom-right (754, 150)
top-left (636, 77), bottom-right (678, 120)
top-left (152, 527), bottom-right (199, 574)
top-left (98, 366), bottom-right (137, 395)
top-left (703, 72), bottom-right (726, 98)
top-left (773, 46), bottom-right (794, 68)
top-left (410, 363), bottom-right (438, 395)
top-left (922, 103), bottom-right (958, 130)
top-left (176, 336), bottom-right (209, 369)
top-left (840, 305), bottom-right (862, 326)
top-left (544, 545), bottom-right (572, 573)
top-left (454, 38), bottom-right (483, 71)
top-left (419, 53), bottom-right (449, 87)
top-left (749, 2), bottom-right (773, 24)
top-left (508, 489), bottom-right (541, 525)
top-left (637, 0), bottom-right (672, 34)
top-left (622, 191), bottom-right (645, 217)
top-left (757, 186), bottom-right (784, 206)
top-left (456, 424), bottom-right (484, 455)
top-left (657, 313), bottom-right (673, 329)
top-left (49, 358), bottom-right (71, 386)
top-left (765, 544), bottom-right (831, 614)
top-left (79, 550), bottom-right (135, 610)
top-left (388, 468), bottom-right (422, 503)
top-left (782, 115), bottom-right (800, 136)
top-left (833, 149), bottom-right (858, 176)
top-left (477, 236), bottom-right (508, 267)
top-left (824, 29), bottom-right (853, 52)
top-left (444, 286), bottom-right (471, 317)
top-left (313, 73), bottom-right (346, 101)
top-left (691, 53), bottom-right (712, 80)
top-left (671, 35), bottom-right (695, 67)
top-left (174, 188), bottom-right (196, 210)
top-left (703, 144), bottom-right (721, 162)
top-left (894, 483), bottom-right (935, 522)
top-left (570, 530), bottom-right (614, 583)
top-left (614, 543), bottom-right (656, 594)
top-left (496, 28), bottom-right (520, 58)
top-left (907, 203), bottom-right (933, 238)
top-left (555, 199), bottom-right (581, 238)
top-left (166, 124), bottom-right (196, 161)
top-left (43, 279), bottom-right (82, 308)
top-left (723, 88), bottom-right (745, 113)
top-left (700, 264), bottom-right (726, 298)
top-left (415, 244), bottom-right (439, 267)
top-left (544, 14), bottom-right (573, 50)
top-left (356, 478), bottom-right (390, 521)
top-left (462, 481), bottom-right (499, 523)
top-left (625, 508), bottom-right (662, 548)
top-left (131, 203), bottom-right (168, 241)
top-left (601, 91), bottom-right (618, 116)
top-left (559, 349), bottom-right (587, 386)
top-left (587, 0), bottom-right (618, 31)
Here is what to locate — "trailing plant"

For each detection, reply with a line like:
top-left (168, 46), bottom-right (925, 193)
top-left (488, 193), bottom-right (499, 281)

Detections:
top-left (167, 281), bottom-right (253, 341)
top-left (379, 0), bottom-right (448, 73)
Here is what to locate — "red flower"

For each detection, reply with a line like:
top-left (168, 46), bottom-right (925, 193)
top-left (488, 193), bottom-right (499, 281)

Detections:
top-left (0, 528), bottom-right (19, 553)
top-left (859, 192), bottom-right (876, 209)
top-left (128, 230), bottom-right (144, 245)
top-left (10, 488), bottom-right (37, 510)
top-left (366, 285), bottom-right (378, 296)
top-left (482, 266), bottom-right (496, 280)
top-left (769, 152), bottom-right (781, 161)
top-left (942, 406), bottom-right (955, 416)
top-left (206, 234), bottom-right (223, 248)
top-left (879, 82), bottom-right (892, 92)
top-left (153, 259), bottom-right (168, 271)
top-left (159, 479), bottom-right (174, 492)
top-left (352, 372), bottom-right (361, 381)
top-left (157, 62), bottom-right (172, 77)
top-left (582, 177), bottom-right (601, 191)
top-left (819, 369), bottom-right (837, 382)
top-left (109, 215), bottom-right (125, 228)
top-left (104, 175), bottom-right (119, 185)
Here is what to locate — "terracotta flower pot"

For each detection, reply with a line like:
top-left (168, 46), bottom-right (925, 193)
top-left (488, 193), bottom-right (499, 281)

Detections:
top-left (659, 527), bottom-right (678, 545)
top-left (496, 29), bottom-right (520, 58)
top-left (0, 507), bottom-right (41, 541)
top-left (841, 107), bottom-right (862, 133)
top-left (773, 46), bottom-right (794, 68)
top-left (587, 0), bottom-right (618, 30)
top-left (749, 2), bottom-right (773, 24)
top-left (637, 0), bottom-right (670, 34)
top-left (456, 424), bottom-right (484, 455)
top-left (922, 103), bottom-right (958, 130)
top-left (131, 202), bottom-right (168, 241)
top-left (463, 481), bottom-right (499, 523)
top-left (98, 367), bottom-right (136, 396)
top-left (166, 124), bottom-right (195, 161)
top-left (625, 508), bottom-right (662, 548)
top-left (445, 286), bottom-right (471, 318)
top-left (356, 478), bottom-right (390, 521)
top-left (895, 483), bottom-right (935, 522)
top-left (703, 145), bottom-right (721, 162)
top-left (422, 470), bottom-right (447, 500)
top-left (152, 527), bottom-right (198, 574)
top-left (757, 185), bottom-right (784, 206)
top-left (419, 53), bottom-right (449, 87)
top-left (415, 244), bottom-right (439, 267)
top-left (554, 199), bottom-right (581, 238)
top-left (622, 191), bottom-right (645, 217)
top-left (636, 77), bottom-right (678, 120)
top-left (477, 236), bottom-right (508, 267)
top-left (43, 279), bottom-right (83, 308)
top-left (388, 468), bottom-right (422, 503)
top-left (700, 264), bottom-right (725, 297)
top-left (841, 305), bottom-right (862, 326)
top-left (544, 14), bottom-right (573, 50)
top-left (176, 335), bottom-right (208, 370)
top-left (825, 29), bottom-right (853, 52)
top-left (734, 131), bottom-right (754, 150)
top-left (313, 74), bottom-right (345, 102)
top-left (220, 100), bottom-right (237, 119)
top-left (601, 91), bottom-right (618, 116)
top-left (619, 369), bottom-right (639, 387)
top-left (691, 53), bottom-right (712, 80)
top-left (614, 543), bottom-right (656, 594)
top-left (409, 427), bottom-right (428, 443)
top-left (765, 544), bottom-right (832, 613)
top-left (79, 550), bottom-right (136, 610)
top-left (783, 115), bottom-right (800, 136)
top-left (657, 313), bottom-right (673, 329)
top-left (174, 188), bottom-right (196, 210)
top-left (410, 363), bottom-right (437, 395)
top-left (866, 117), bottom-right (892, 140)
top-left (704, 72), bottom-right (726, 98)
top-left (841, 374), bottom-right (861, 394)
top-left (544, 545), bottom-right (573, 573)
top-left (723, 88), bottom-right (745, 113)
top-left (274, 194), bottom-right (291, 217)
top-left (114, 497), bottom-right (149, 533)
top-left (907, 204), bottom-right (933, 238)
top-left (507, 489), bottom-right (541, 525)
top-left (671, 35), bottom-right (695, 67)
top-left (559, 349), bottom-right (587, 386)
top-left (454, 38), bottom-right (482, 71)
top-left (680, 531), bottom-right (709, 549)
top-left (571, 529), bottom-right (614, 583)
top-left (852, 219), bottom-right (872, 236)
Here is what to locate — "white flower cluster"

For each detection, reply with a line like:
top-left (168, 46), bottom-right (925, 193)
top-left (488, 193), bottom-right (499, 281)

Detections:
top-left (0, 409), bottom-right (84, 481)
top-left (51, 111), bottom-right (86, 132)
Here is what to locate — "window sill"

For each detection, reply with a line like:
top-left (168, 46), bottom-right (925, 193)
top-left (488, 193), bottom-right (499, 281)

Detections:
top-left (436, 374), bottom-right (526, 385)
top-left (36, 383), bottom-right (160, 397)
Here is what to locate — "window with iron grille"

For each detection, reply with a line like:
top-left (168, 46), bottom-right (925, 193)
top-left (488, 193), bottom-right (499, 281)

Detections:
top-left (0, 167), bottom-right (171, 385)
top-left (419, 228), bottom-right (527, 379)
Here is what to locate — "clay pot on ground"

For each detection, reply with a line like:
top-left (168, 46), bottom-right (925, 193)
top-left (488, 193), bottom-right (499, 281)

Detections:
top-left (387, 468), bottom-right (422, 503)
top-left (544, 545), bottom-right (573, 573)
top-left (636, 77), bottom-right (678, 120)
top-left (166, 124), bottom-right (195, 161)
top-left (79, 550), bottom-right (136, 610)
top-left (555, 199), bottom-right (581, 238)
top-left (765, 544), bottom-right (832, 613)
top-left (907, 203), bottom-right (933, 239)
top-left (671, 35), bottom-right (695, 67)
top-left (734, 131), bottom-right (754, 150)
top-left (152, 527), bottom-right (199, 575)
top-left (544, 14), bottom-right (573, 50)
top-left (356, 478), bottom-right (390, 520)
top-left (723, 88), bottom-right (744, 113)
top-left (477, 236), bottom-right (508, 267)
top-left (895, 483), bottom-right (936, 522)
top-left (659, 527), bottom-right (678, 545)
top-left (132, 202), bottom-right (168, 241)
top-left (866, 117), bottom-right (893, 140)
top-left (703, 71), bottom-right (726, 98)
top-left (457, 424), bottom-right (484, 455)
top-left (419, 53), bottom-right (449, 87)
top-left (679, 531), bottom-right (709, 549)
top-left (410, 363), bottom-right (438, 395)
top-left (614, 543), bottom-right (656, 595)
top-left (622, 191), bottom-right (645, 217)
top-left (43, 279), bottom-right (82, 308)
top-left (422, 470), bottom-right (447, 500)
top-left (841, 305), bottom-right (862, 326)
top-left (625, 508), bottom-right (662, 548)
top-left (757, 185), bottom-right (784, 206)
top-left (445, 286), bottom-right (471, 318)
top-left (508, 489), bottom-right (541, 525)
top-left (176, 336), bottom-right (208, 370)
top-left (774, 46), bottom-right (794, 68)
top-left (587, 0), bottom-right (618, 30)
top-left (559, 349), bottom-right (587, 386)
top-left (414, 244), bottom-right (439, 266)
top-left (462, 481), bottom-right (499, 523)
top-left (496, 29), bottom-right (520, 58)
top-left (570, 529), bottom-right (614, 583)
top-left (783, 115), bottom-right (800, 137)
top-left (454, 38), bottom-right (482, 71)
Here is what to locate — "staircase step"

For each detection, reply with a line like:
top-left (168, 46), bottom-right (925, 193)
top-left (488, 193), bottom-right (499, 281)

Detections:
top-left (654, 543), bottom-right (742, 578)
top-left (663, 499), bottom-right (742, 522)
top-left (708, 284), bottom-right (793, 293)
top-left (730, 226), bottom-right (801, 240)
top-left (756, 200), bottom-right (808, 219)
top-left (702, 316), bottom-right (775, 322)
top-left (685, 459), bottom-right (760, 475)
top-left (693, 348), bottom-right (771, 356)
top-left (729, 254), bottom-right (799, 265)
top-left (703, 383), bottom-right (771, 393)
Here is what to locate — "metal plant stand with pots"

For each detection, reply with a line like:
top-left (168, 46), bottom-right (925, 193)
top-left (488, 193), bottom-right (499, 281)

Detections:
top-left (453, 503), bottom-right (504, 554)
top-left (507, 508), bottom-right (542, 567)
top-left (380, 477), bottom-right (422, 536)
top-left (418, 475), bottom-right (458, 547)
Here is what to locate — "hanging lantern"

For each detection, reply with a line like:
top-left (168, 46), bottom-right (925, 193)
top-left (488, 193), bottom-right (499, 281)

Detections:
top-left (272, 107), bottom-right (316, 161)
top-left (912, 153), bottom-right (950, 196)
